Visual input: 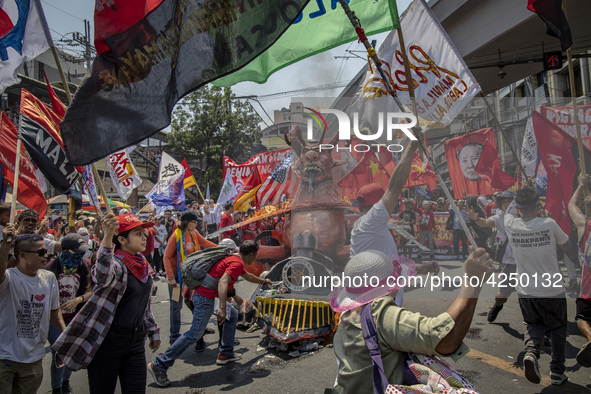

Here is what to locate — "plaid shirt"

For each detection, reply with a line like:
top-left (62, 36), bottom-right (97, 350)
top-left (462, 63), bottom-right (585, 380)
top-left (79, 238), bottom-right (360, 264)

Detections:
top-left (52, 245), bottom-right (160, 371)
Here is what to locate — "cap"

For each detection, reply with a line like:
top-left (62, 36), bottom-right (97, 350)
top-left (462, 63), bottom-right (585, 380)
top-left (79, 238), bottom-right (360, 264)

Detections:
top-left (61, 233), bottom-right (90, 254)
top-left (219, 238), bottom-right (238, 251)
top-left (117, 213), bottom-right (154, 233)
top-left (357, 184), bottom-right (385, 207)
top-left (118, 208), bottom-right (129, 215)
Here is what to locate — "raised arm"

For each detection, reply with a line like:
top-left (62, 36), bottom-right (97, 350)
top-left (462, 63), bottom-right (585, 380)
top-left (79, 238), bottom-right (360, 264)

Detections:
top-left (382, 140), bottom-right (419, 214)
top-left (466, 207), bottom-right (495, 228)
top-left (569, 173), bottom-right (589, 242)
top-left (0, 225), bottom-right (16, 285)
top-left (91, 213), bottom-right (120, 286)
top-left (435, 248), bottom-right (494, 355)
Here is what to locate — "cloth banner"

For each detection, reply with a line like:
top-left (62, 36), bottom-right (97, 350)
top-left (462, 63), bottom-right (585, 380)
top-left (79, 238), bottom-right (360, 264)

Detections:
top-left (234, 166), bottom-right (262, 211)
top-left (0, 0), bottom-right (52, 93)
top-left (82, 165), bottom-right (101, 212)
top-left (107, 149), bottom-right (142, 201)
top-left (19, 89), bottom-right (80, 194)
top-left (146, 169), bottom-right (186, 210)
top-left (348, 0), bottom-right (480, 146)
top-left (521, 117), bottom-right (538, 178)
top-left (474, 137), bottom-right (516, 190)
top-left (444, 128), bottom-right (503, 199)
top-left (0, 113), bottom-right (47, 216)
top-left (157, 152), bottom-right (186, 193)
top-left (60, 0), bottom-right (311, 165)
top-left (539, 105), bottom-right (591, 152)
top-left (224, 148), bottom-right (292, 187)
top-left (532, 110), bottom-right (576, 236)
top-left (217, 171), bottom-right (238, 206)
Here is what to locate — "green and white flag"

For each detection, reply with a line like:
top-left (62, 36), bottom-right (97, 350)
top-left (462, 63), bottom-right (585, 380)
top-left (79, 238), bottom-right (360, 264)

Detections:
top-left (213, 0), bottom-right (399, 86)
top-left (217, 172), bottom-right (238, 206)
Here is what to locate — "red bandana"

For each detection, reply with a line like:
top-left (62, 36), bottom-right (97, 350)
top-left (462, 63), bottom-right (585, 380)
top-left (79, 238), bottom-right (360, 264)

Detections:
top-left (114, 249), bottom-right (153, 283)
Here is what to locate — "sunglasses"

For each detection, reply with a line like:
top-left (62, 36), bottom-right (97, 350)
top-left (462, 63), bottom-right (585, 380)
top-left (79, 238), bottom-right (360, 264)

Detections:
top-left (22, 249), bottom-right (48, 257)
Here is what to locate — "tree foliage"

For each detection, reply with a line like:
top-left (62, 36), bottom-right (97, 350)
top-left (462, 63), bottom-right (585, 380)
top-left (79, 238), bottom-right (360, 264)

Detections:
top-left (168, 85), bottom-right (261, 199)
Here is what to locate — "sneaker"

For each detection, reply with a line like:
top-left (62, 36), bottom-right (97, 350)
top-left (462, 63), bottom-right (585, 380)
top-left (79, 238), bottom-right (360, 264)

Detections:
top-left (577, 341), bottom-right (591, 367)
top-left (204, 327), bottom-right (215, 335)
top-left (216, 352), bottom-right (242, 365)
top-left (487, 304), bottom-right (503, 323)
top-left (195, 338), bottom-right (206, 352)
top-left (52, 389), bottom-right (62, 394)
top-left (147, 362), bottom-right (171, 387)
top-left (61, 380), bottom-right (72, 394)
top-left (523, 352), bottom-right (541, 384)
top-left (550, 372), bottom-right (568, 385)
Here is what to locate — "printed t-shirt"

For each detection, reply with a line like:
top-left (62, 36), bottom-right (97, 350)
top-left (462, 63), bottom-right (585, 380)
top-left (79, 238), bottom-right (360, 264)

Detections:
top-left (504, 214), bottom-right (569, 296)
top-left (0, 268), bottom-right (59, 363)
top-left (196, 255), bottom-right (246, 299)
top-left (416, 209), bottom-right (435, 231)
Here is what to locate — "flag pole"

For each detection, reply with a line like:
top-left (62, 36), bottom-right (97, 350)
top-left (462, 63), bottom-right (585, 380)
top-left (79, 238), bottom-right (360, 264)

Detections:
top-left (338, 0), bottom-right (478, 249)
top-left (49, 46), bottom-right (112, 215)
top-left (562, 1), bottom-right (587, 202)
top-left (479, 92), bottom-right (528, 181)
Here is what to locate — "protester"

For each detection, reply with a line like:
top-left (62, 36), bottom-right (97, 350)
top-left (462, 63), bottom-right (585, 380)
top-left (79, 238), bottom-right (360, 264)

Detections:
top-left (0, 226), bottom-right (65, 393)
top-left (0, 202), bottom-right (9, 242)
top-left (447, 200), bottom-right (468, 259)
top-left (148, 241), bottom-right (273, 387)
top-left (466, 190), bottom-right (515, 322)
top-left (568, 173), bottom-right (591, 369)
top-left (17, 209), bottom-right (62, 255)
top-left (416, 200), bottom-right (436, 259)
top-left (220, 202), bottom-right (238, 242)
top-left (164, 210), bottom-right (217, 345)
top-left (330, 248), bottom-right (494, 393)
top-left (76, 227), bottom-right (94, 260)
top-left (163, 209), bottom-right (175, 239)
top-left (242, 207), bottom-right (262, 241)
top-left (45, 233), bottom-right (93, 394)
top-left (152, 216), bottom-right (166, 275)
top-left (465, 194), bottom-right (492, 250)
top-left (53, 212), bottom-right (160, 394)
top-left (504, 186), bottom-right (570, 385)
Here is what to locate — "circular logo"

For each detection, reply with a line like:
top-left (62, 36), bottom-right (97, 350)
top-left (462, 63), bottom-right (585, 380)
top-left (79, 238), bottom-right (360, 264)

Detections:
top-left (282, 258), bottom-right (314, 292)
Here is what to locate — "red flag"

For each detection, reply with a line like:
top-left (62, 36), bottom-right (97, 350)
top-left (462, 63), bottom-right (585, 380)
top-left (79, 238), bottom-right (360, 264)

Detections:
top-left (180, 159), bottom-right (197, 189)
top-left (0, 114), bottom-right (47, 217)
top-left (338, 151), bottom-right (390, 202)
top-left (532, 110), bottom-right (576, 236)
top-left (406, 151), bottom-right (438, 190)
top-left (42, 70), bottom-right (67, 118)
top-left (474, 138), bottom-right (516, 189)
top-left (444, 128), bottom-right (502, 199)
top-left (234, 166), bottom-right (262, 211)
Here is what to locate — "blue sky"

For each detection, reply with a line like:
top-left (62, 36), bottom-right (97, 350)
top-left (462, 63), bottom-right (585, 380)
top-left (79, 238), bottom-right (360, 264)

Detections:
top-left (41, 0), bottom-right (412, 123)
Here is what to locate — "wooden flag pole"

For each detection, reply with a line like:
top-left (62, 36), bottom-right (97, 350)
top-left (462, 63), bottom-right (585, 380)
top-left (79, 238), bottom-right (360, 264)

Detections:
top-left (49, 46), bottom-right (112, 215)
top-left (479, 92), bottom-right (528, 181)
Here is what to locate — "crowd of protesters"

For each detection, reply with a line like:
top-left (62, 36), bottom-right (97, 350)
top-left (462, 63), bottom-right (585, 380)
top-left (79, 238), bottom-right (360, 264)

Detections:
top-left (2, 159), bottom-right (591, 393)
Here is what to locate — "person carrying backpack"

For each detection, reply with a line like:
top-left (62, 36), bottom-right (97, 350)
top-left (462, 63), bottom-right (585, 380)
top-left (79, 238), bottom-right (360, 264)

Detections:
top-left (148, 240), bottom-right (272, 387)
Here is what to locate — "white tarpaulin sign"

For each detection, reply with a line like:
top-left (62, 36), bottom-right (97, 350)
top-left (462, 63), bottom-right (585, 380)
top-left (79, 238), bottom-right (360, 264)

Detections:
top-left (107, 149), bottom-right (142, 201)
top-left (521, 117), bottom-right (538, 178)
top-left (82, 165), bottom-right (101, 211)
top-left (352, 0), bottom-right (481, 142)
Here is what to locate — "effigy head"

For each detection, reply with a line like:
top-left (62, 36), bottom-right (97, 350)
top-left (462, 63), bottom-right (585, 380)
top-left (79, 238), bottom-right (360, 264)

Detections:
top-left (285, 125), bottom-right (339, 190)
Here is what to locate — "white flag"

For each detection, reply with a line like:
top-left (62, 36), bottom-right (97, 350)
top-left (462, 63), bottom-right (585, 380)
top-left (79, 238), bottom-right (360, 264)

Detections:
top-left (521, 117), bottom-right (538, 178)
top-left (217, 172), bottom-right (238, 207)
top-left (0, 0), bottom-right (53, 93)
top-left (350, 0), bottom-right (481, 144)
top-left (157, 152), bottom-right (184, 192)
top-left (107, 149), bottom-right (142, 201)
top-left (82, 165), bottom-right (101, 212)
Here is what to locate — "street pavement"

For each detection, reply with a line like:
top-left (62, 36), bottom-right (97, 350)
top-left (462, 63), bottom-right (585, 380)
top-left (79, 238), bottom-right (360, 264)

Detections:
top-left (40, 259), bottom-right (591, 393)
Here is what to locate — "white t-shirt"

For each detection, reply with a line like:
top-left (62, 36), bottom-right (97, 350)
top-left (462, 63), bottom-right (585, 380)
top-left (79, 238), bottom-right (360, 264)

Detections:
top-left (153, 224), bottom-right (167, 248)
top-left (0, 268), bottom-right (59, 363)
top-left (504, 214), bottom-right (569, 296)
top-left (490, 210), bottom-right (515, 265)
top-left (350, 200), bottom-right (398, 259)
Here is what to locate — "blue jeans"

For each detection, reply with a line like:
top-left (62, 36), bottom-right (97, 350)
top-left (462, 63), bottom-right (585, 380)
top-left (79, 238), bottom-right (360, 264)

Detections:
top-left (47, 323), bottom-right (72, 389)
top-left (219, 306), bottom-right (239, 355)
top-left (153, 293), bottom-right (237, 371)
top-left (168, 284), bottom-right (183, 342)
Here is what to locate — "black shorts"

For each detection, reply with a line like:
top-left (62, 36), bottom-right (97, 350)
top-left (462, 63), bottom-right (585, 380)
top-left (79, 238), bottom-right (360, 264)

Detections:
top-left (576, 298), bottom-right (591, 324)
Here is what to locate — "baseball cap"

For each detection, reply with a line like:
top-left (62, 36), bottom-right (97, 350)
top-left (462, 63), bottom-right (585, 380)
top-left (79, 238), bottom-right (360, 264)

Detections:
top-left (219, 238), bottom-right (238, 251)
top-left (357, 184), bottom-right (385, 207)
top-left (117, 213), bottom-right (154, 233)
top-left (61, 233), bottom-right (90, 254)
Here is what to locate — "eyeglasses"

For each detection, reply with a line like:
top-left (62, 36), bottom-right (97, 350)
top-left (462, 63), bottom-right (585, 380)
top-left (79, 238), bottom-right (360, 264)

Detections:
top-left (22, 249), bottom-right (48, 257)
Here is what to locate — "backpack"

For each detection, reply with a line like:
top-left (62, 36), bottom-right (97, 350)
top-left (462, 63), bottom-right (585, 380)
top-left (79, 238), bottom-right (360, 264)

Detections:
top-left (181, 246), bottom-right (233, 290)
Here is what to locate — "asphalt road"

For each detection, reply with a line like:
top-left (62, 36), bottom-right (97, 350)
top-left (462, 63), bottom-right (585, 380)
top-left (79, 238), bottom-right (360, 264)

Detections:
top-left (40, 259), bottom-right (591, 393)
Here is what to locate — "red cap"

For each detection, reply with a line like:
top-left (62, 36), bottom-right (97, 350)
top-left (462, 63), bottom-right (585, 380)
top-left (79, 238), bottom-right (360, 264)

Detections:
top-left (117, 213), bottom-right (154, 233)
top-left (357, 183), bottom-right (385, 207)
